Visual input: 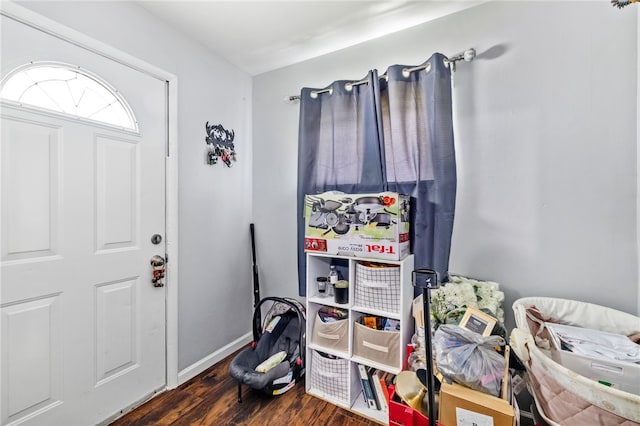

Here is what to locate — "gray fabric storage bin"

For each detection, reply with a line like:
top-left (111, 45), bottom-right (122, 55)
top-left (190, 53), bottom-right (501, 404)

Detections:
top-left (309, 350), bottom-right (349, 404)
top-left (353, 321), bottom-right (400, 367)
top-left (311, 313), bottom-right (348, 353)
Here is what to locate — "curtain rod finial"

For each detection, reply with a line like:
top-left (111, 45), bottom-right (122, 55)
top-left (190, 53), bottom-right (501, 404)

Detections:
top-left (284, 95), bottom-right (300, 103)
top-left (463, 48), bottom-right (476, 62)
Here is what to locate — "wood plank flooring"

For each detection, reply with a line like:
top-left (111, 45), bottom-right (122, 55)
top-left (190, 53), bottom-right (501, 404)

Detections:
top-left (109, 347), bottom-right (380, 426)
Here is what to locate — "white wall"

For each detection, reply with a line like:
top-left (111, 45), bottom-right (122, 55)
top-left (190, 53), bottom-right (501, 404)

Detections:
top-left (15, 1), bottom-right (255, 373)
top-left (638, 6), bottom-right (640, 316)
top-left (253, 1), bottom-right (638, 330)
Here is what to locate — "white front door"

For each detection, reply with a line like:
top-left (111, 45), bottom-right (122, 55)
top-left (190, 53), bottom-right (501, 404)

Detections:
top-left (1, 13), bottom-right (167, 426)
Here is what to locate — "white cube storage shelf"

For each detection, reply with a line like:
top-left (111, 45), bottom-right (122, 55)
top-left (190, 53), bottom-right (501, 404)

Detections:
top-left (305, 253), bottom-right (414, 424)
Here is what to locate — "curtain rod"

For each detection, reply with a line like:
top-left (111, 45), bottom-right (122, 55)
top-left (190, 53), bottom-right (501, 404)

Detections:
top-left (285, 48), bottom-right (476, 102)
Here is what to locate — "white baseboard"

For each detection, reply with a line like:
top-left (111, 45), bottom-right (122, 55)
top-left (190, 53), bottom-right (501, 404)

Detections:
top-left (177, 332), bottom-right (252, 385)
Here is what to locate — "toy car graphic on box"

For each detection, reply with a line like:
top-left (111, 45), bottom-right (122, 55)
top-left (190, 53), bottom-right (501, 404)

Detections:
top-left (304, 191), bottom-right (410, 260)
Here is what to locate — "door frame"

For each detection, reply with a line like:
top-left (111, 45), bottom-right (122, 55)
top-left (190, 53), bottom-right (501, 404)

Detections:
top-left (0, 2), bottom-right (180, 390)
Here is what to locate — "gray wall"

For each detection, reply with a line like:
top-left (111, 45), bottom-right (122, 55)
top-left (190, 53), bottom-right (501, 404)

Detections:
top-left (15, 1), bottom-right (255, 372)
top-left (253, 1), bottom-right (639, 330)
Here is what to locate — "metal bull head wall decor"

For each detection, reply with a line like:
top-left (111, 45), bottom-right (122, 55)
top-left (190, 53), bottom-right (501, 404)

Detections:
top-left (611, 0), bottom-right (637, 8)
top-left (205, 122), bottom-right (237, 167)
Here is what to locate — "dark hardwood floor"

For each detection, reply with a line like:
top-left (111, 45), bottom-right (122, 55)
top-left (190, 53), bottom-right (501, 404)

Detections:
top-left (109, 347), bottom-right (380, 426)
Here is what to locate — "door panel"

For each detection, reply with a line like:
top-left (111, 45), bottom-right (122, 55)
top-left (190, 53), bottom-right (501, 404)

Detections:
top-left (95, 278), bottom-right (138, 385)
top-left (2, 295), bottom-right (63, 423)
top-left (2, 118), bottom-right (61, 261)
top-left (1, 13), bottom-right (167, 426)
top-left (96, 135), bottom-right (139, 252)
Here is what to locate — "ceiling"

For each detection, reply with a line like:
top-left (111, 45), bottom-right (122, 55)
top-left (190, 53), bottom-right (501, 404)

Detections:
top-left (136, 1), bottom-right (483, 76)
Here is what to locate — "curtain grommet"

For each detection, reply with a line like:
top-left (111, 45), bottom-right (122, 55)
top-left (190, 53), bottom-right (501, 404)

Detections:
top-left (310, 88), bottom-right (332, 99)
top-left (402, 63), bottom-right (431, 78)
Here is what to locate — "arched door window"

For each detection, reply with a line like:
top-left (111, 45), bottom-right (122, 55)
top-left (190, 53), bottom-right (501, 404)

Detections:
top-left (0, 62), bottom-right (138, 131)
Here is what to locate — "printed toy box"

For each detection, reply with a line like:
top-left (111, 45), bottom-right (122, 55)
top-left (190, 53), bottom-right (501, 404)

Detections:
top-left (304, 191), bottom-right (410, 261)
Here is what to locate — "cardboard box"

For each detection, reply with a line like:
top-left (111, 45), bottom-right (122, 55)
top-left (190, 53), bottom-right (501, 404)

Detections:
top-left (304, 191), bottom-right (410, 261)
top-left (546, 323), bottom-right (640, 395)
top-left (438, 347), bottom-right (515, 426)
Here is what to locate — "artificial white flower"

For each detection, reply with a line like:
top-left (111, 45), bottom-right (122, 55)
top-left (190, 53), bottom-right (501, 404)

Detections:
top-left (429, 275), bottom-right (505, 327)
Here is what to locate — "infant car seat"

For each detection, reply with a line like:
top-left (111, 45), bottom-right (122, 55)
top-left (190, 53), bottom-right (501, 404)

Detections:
top-left (229, 297), bottom-right (306, 402)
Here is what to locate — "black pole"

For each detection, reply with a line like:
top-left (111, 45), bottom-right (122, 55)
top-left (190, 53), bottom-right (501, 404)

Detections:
top-left (250, 223), bottom-right (260, 308)
top-left (412, 269), bottom-right (439, 426)
top-left (422, 287), bottom-right (436, 426)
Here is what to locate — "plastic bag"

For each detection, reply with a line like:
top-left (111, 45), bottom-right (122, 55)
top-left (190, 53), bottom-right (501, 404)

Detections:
top-left (434, 324), bottom-right (506, 396)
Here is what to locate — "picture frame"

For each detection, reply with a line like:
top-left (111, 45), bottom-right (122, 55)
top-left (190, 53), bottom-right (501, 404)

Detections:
top-left (459, 306), bottom-right (497, 336)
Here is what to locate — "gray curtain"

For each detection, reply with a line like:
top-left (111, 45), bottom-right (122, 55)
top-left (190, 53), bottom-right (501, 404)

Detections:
top-left (297, 53), bottom-right (456, 296)
top-left (297, 72), bottom-right (384, 296)
top-left (379, 54), bottom-right (456, 290)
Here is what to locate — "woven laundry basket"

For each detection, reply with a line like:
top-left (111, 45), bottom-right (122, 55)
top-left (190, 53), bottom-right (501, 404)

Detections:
top-left (510, 297), bottom-right (640, 426)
